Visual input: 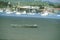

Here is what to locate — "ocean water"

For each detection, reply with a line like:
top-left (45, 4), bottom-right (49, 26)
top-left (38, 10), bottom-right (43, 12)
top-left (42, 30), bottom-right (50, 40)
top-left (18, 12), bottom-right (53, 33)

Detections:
top-left (0, 16), bottom-right (60, 40)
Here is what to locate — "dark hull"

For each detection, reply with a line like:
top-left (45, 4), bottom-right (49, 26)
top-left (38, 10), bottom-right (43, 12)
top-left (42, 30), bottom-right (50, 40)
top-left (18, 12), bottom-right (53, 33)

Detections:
top-left (0, 16), bottom-right (60, 40)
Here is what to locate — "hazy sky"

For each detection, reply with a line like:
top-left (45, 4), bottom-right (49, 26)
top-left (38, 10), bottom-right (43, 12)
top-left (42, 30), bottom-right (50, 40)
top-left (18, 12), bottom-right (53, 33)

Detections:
top-left (42, 0), bottom-right (60, 2)
top-left (35, 0), bottom-right (60, 2)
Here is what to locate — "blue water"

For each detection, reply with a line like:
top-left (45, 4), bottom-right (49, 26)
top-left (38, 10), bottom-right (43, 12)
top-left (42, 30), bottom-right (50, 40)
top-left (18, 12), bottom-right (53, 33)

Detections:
top-left (0, 12), bottom-right (60, 19)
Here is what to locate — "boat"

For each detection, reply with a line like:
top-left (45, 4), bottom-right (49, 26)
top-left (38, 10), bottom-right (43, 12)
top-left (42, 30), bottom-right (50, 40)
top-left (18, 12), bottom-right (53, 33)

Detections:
top-left (11, 24), bottom-right (38, 28)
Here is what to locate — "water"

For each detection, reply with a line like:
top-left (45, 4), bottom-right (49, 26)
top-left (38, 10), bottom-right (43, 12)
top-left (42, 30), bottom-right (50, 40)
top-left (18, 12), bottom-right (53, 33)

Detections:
top-left (0, 15), bottom-right (60, 40)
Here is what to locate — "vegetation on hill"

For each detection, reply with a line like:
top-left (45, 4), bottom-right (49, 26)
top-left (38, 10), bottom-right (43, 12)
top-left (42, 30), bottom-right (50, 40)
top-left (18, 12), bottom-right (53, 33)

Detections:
top-left (0, 1), bottom-right (12, 8)
top-left (0, 1), bottom-right (60, 8)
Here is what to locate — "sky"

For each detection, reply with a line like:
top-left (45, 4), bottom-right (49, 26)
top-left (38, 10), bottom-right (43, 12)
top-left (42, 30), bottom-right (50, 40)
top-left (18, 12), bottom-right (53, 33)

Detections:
top-left (42, 0), bottom-right (60, 3)
top-left (34, 0), bottom-right (60, 3)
